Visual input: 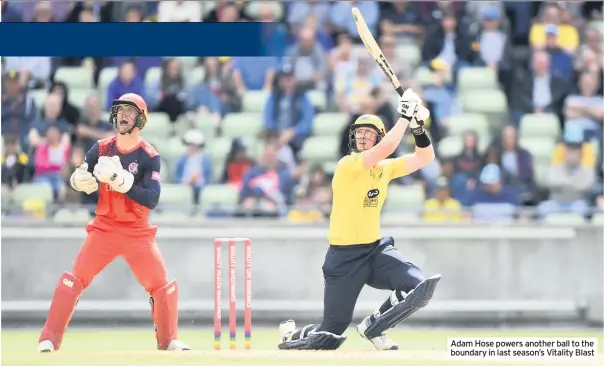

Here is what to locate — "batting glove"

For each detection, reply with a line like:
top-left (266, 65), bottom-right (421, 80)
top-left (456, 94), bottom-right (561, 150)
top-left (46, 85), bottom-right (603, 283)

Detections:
top-left (93, 156), bottom-right (134, 193)
top-left (409, 103), bottom-right (430, 136)
top-left (70, 163), bottom-right (98, 195)
top-left (397, 89), bottom-right (421, 120)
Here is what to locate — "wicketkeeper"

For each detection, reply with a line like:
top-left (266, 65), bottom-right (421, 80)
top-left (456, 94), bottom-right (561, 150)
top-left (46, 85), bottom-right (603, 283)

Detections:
top-left (38, 93), bottom-right (189, 352)
top-left (278, 89), bottom-right (441, 351)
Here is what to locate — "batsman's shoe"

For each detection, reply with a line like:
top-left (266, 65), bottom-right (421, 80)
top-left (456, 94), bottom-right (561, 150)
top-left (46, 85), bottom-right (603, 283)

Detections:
top-left (166, 339), bottom-right (190, 351)
top-left (279, 320), bottom-right (296, 342)
top-left (38, 340), bottom-right (55, 353)
top-left (356, 315), bottom-right (398, 350)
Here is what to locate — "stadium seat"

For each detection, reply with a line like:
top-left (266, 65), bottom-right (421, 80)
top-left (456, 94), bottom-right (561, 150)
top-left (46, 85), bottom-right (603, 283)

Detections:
top-left (458, 67), bottom-right (498, 92)
top-left (533, 163), bottom-right (550, 188)
top-left (54, 66), bottom-right (93, 89)
top-left (221, 113), bottom-right (264, 138)
top-left (414, 66), bottom-right (452, 86)
top-left (386, 185), bottom-right (425, 209)
top-left (98, 67), bottom-right (118, 108)
top-left (145, 67), bottom-right (162, 88)
top-left (12, 183), bottom-right (53, 205)
top-left (519, 138), bottom-right (556, 163)
top-left (200, 2), bottom-right (217, 18)
top-left (29, 89), bottom-right (48, 109)
top-left (187, 66), bottom-right (205, 87)
top-left (395, 44), bottom-right (420, 66)
top-left (245, 2), bottom-right (284, 21)
top-left (446, 113), bottom-right (490, 137)
top-left (322, 161), bottom-right (338, 175)
top-left (160, 158), bottom-right (171, 183)
top-left (152, 137), bottom-right (186, 168)
top-left (300, 136), bottom-right (340, 163)
top-left (544, 213), bottom-right (586, 225)
top-left (142, 112), bottom-right (172, 140)
top-left (459, 90), bottom-right (508, 131)
top-left (53, 208), bottom-right (91, 224)
top-left (69, 88), bottom-right (97, 110)
top-left (242, 90), bottom-right (268, 113)
top-left (201, 184), bottom-right (240, 211)
top-left (307, 90), bottom-right (327, 110)
top-left (591, 213), bottom-right (603, 225)
top-left (519, 114), bottom-right (561, 139)
top-left (437, 136), bottom-right (463, 158)
top-left (382, 211), bottom-right (421, 224)
top-left (159, 183), bottom-right (192, 206)
top-left (151, 211), bottom-right (192, 224)
top-left (313, 113), bottom-right (349, 136)
top-left (208, 137), bottom-right (233, 182)
top-left (2, 184), bottom-right (13, 208)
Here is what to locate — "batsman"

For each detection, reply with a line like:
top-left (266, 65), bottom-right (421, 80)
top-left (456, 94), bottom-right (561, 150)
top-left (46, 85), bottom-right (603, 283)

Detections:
top-left (38, 93), bottom-right (190, 352)
top-left (278, 89), bottom-right (441, 351)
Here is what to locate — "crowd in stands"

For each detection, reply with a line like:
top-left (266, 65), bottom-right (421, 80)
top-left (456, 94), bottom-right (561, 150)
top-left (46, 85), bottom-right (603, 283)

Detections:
top-left (1, 0), bottom-right (603, 224)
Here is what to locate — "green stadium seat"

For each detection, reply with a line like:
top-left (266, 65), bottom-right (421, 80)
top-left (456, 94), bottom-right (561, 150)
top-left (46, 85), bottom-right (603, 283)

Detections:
top-left (460, 90), bottom-right (508, 131)
top-left (446, 113), bottom-right (490, 137)
top-left (221, 113), bottom-right (263, 138)
top-left (519, 138), bottom-right (556, 163)
top-left (159, 183), bottom-right (192, 206)
top-left (592, 213), bottom-right (603, 225)
top-left (414, 66), bottom-right (452, 86)
top-left (151, 211), bottom-right (192, 224)
top-left (201, 184), bottom-right (240, 211)
top-left (313, 113), bottom-right (349, 136)
top-left (29, 90), bottom-right (48, 109)
top-left (458, 67), bottom-right (498, 92)
top-left (300, 136), bottom-right (340, 163)
top-left (187, 66), bottom-right (205, 87)
top-left (152, 137), bottom-right (186, 168)
top-left (386, 184), bottom-right (425, 209)
top-left (12, 183), bottom-right (53, 205)
top-left (69, 88), bottom-right (97, 110)
top-left (53, 208), bottom-right (91, 224)
top-left (54, 67), bottom-right (93, 89)
top-left (322, 161), bottom-right (338, 175)
top-left (437, 136), bottom-right (463, 158)
top-left (160, 158), bottom-right (171, 183)
top-left (242, 90), bottom-right (268, 112)
top-left (307, 90), bottom-right (327, 110)
top-left (534, 163), bottom-right (550, 187)
top-left (544, 213), bottom-right (586, 225)
top-left (99, 67), bottom-right (118, 109)
top-left (519, 114), bottom-right (561, 139)
top-left (142, 112), bottom-right (172, 139)
top-left (145, 67), bottom-right (162, 88)
top-left (208, 137), bottom-right (233, 182)
top-left (2, 184), bottom-right (13, 209)
top-left (395, 44), bottom-right (420, 66)
top-left (382, 211), bottom-right (421, 224)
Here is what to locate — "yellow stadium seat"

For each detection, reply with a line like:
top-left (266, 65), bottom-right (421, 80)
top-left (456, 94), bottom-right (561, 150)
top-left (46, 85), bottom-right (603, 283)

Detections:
top-left (458, 67), bottom-right (499, 92)
top-left (519, 113), bottom-right (561, 139)
top-left (54, 67), bottom-right (93, 89)
top-left (300, 136), bottom-right (339, 163)
top-left (313, 113), bottom-right (349, 136)
top-left (221, 113), bottom-right (264, 138)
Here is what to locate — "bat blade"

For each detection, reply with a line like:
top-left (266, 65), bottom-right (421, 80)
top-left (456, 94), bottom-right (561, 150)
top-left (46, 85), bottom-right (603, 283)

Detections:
top-left (352, 7), bottom-right (404, 96)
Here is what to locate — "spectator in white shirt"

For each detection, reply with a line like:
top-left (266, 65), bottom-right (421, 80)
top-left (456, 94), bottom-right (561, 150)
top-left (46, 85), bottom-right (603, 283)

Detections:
top-left (158, 1), bottom-right (201, 22)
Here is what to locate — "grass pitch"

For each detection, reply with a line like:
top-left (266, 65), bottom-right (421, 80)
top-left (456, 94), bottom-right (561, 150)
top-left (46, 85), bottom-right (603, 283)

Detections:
top-left (2, 327), bottom-right (602, 366)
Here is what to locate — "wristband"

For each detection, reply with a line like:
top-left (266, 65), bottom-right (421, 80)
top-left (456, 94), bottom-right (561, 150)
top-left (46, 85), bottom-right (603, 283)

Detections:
top-left (414, 131), bottom-right (431, 148)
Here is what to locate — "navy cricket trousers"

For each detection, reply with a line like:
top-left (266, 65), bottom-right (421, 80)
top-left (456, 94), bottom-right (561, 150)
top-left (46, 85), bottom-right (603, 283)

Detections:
top-left (317, 237), bottom-right (425, 335)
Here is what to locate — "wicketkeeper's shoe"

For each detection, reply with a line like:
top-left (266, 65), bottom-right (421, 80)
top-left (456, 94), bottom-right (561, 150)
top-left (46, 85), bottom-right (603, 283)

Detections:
top-left (279, 320), bottom-right (296, 342)
top-left (38, 340), bottom-right (55, 353)
top-left (166, 339), bottom-right (190, 351)
top-left (356, 314), bottom-right (398, 350)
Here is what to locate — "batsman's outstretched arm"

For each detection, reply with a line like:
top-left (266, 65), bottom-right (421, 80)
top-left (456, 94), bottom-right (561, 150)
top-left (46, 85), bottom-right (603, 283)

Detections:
top-left (361, 117), bottom-right (410, 169)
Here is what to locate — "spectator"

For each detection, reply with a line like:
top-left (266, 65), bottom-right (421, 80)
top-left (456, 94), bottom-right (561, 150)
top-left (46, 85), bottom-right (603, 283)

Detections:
top-left (239, 141), bottom-right (294, 217)
top-left (75, 95), bottom-right (113, 152)
top-left (512, 50), bottom-right (570, 124)
top-left (202, 57), bottom-right (242, 115)
top-left (421, 10), bottom-right (477, 77)
top-left (423, 176), bottom-right (463, 222)
top-left (529, 3), bottom-right (579, 53)
top-left (475, 7), bottom-right (513, 86)
top-left (262, 65), bottom-right (314, 159)
top-left (286, 26), bottom-right (327, 91)
top-left (417, 1), bottom-right (469, 26)
top-left (3, 57), bottom-right (52, 90)
top-left (380, 0), bottom-right (424, 43)
top-left (328, 33), bottom-right (355, 91)
top-left (421, 60), bottom-right (457, 122)
top-left (1, 1), bottom-right (22, 22)
top-left (453, 130), bottom-right (482, 179)
top-left (32, 0), bottom-right (54, 22)
top-left (331, 1), bottom-right (380, 41)
top-left (334, 53), bottom-right (383, 115)
top-left (291, 164), bottom-right (332, 219)
top-left (380, 34), bottom-right (414, 90)
top-left (540, 25), bottom-right (574, 80)
top-left (148, 58), bottom-right (187, 123)
top-left (297, 15), bottom-right (335, 52)
top-left (174, 130), bottom-right (213, 205)
top-left (538, 127), bottom-right (595, 218)
top-left (232, 57), bottom-right (277, 92)
top-left (49, 82), bottom-right (81, 127)
top-left (105, 60), bottom-right (145, 110)
top-left (124, 4), bottom-right (145, 22)
top-left (564, 72), bottom-right (604, 141)
top-left (33, 124), bottom-right (71, 201)
top-left (287, 1), bottom-right (332, 32)
top-left (1, 134), bottom-right (31, 188)
top-left (552, 124), bottom-right (598, 169)
top-left (468, 164), bottom-right (521, 222)
top-left (497, 125), bottom-right (537, 204)
top-left (222, 138), bottom-right (254, 190)
top-left (29, 94), bottom-right (71, 150)
top-left (157, 1), bottom-right (201, 22)
top-left (78, 6), bottom-right (98, 22)
top-left (1, 70), bottom-right (37, 149)
top-left (580, 27), bottom-right (602, 57)
top-left (574, 48), bottom-right (603, 93)
top-left (255, 3), bottom-right (290, 59)
top-left (215, 2), bottom-right (240, 22)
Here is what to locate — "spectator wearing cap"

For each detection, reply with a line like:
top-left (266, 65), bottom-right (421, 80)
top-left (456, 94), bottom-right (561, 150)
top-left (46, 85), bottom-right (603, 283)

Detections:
top-left (286, 26), bottom-right (327, 91)
top-left (105, 60), bottom-right (145, 111)
top-left (538, 126), bottom-right (596, 218)
top-left (1, 70), bottom-right (37, 150)
top-left (175, 130), bottom-right (213, 205)
top-left (423, 176), bottom-right (463, 222)
top-left (529, 3), bottom-right (579, 54)
top-left (468, 164), bottom-right (521, 222)
top-left (222, 138), bottom-right (254, 190)
top-left (551, 124), bottom-right (597, 169)
top-left (539, 24), bottom-right (574, 80)
top-left (475, 6), bottom-right (513, 94)
top-left (512, 50), bottom-right (570, 124)
top-left (330, 1), bottom-right (380, 42)
top-left (262, 65), bottom-right (314, 159)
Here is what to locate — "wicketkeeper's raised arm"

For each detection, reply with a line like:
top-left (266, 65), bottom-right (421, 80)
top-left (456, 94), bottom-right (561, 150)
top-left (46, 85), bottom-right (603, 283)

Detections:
top-left (124, 155), bottom-right (161, 210)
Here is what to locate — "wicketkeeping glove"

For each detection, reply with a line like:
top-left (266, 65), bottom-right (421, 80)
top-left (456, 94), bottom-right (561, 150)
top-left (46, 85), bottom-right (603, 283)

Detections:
top-left (69, 163), bottom-right (99, 195)
top-left (93, 156), bottom-right (134, 193)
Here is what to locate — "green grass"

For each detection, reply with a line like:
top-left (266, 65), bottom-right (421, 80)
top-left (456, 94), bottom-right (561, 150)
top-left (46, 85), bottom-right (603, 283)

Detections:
top-left (2, 328), bottom-right (602, 366)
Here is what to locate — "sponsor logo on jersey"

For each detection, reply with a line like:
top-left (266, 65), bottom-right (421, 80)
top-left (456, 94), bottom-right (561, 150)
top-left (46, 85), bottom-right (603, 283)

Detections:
top-left (152, 171), bottom-right (160, 181)
top-left (128, 162), bottom-right (139, 174)
top-left (364, 188), bottom-right (380, 208)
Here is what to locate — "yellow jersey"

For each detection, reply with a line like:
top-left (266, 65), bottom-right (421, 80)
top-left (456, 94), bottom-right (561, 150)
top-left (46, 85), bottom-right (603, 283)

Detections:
top-left (328, 152), bottom-right (407, 246)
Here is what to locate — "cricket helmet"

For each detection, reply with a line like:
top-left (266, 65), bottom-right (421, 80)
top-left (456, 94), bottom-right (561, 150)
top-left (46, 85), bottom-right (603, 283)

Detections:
top-left (109, 93), bottom-right (148, 133)
top-left (348, 114), bottom-right (386, 152)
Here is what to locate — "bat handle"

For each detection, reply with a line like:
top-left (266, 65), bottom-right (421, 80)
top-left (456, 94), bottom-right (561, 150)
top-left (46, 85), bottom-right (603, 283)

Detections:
top-left (395, 86), bottom-right (405, 97)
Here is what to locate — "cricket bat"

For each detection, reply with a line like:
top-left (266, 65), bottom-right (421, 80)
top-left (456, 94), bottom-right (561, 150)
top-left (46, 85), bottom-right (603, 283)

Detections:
top-left (352, 7), bottom-right (405, 97)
